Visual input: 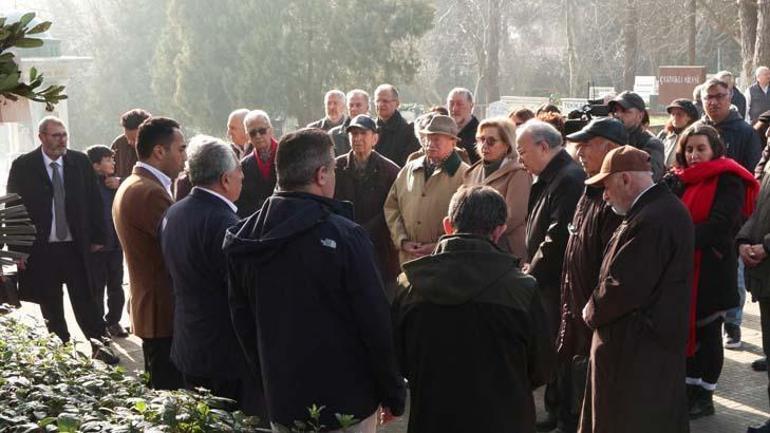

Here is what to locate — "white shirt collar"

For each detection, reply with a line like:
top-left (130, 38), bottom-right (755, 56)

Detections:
top-left (193, 186), bottom-right (238, 213)
top-left (135, 161), bottom-right (173, 196)
top-left (41, 149), bottom-right (65, 168)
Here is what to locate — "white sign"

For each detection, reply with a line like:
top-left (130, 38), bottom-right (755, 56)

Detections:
top-left (633, 76), bottom-right (657, 103)
top-left (560, 98), bottom-right (588, 114)
top-left (486, 100), bottom-right (512, 119)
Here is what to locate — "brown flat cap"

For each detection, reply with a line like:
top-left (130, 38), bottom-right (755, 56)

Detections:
top-left (585, 145), bottom-right (652, 186)
top-left (420, 114), bottom-right (460, 140)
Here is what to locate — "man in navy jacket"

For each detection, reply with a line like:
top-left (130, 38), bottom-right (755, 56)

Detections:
top-left (160, 135), bottom-right (262, 416)
top-left (224, 129), bottom-right (405, 432)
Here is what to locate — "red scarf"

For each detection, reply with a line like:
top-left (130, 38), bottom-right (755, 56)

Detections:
top-left (674, 157), bottom-right (759, 357)
top-left (254, 138), bottom-right (278, 180)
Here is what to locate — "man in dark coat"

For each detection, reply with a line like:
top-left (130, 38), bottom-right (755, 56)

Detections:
top-left (580, 146), bottom-right (694, 433)
top-left (392, 185), bottom-right (555, 433)
top-left (516, 120), bottom-right (585, 431)
top-left (235, 110), bottom-right (278, 218)
top-left (329, 89), bottom-right (370, 156)
top-left (556, 118), bottom-right (626, 433)
top-left (334, 115), bottom-right (401, 298)
top-left (160, 136), bottom-right (263, 415)
top-left (111, 108), bottom-right (151, 179)
top-left (608, 91), bottom-right (665, 181)
top-left (374, 84), bottom-right (421, 167)
top-left (698, 77), bottom-right (763, 348)
top-left (224, 129), bottom-right (405, 431)
top-left (7, 116), bottom-right (116, 363)
top-left (307, 89), bottom-right (346, 131)
top-left (747, 66), bottom-right (770, 124)
top-left (448, 87), bottom-right (480, 163)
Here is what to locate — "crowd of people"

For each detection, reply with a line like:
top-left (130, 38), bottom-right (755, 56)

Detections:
top-left (6, 65), bottom-right (770, 433)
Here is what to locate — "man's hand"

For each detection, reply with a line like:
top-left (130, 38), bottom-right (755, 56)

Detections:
top-left (379, 407), bottom-right (396, 425)
top-left (413, 242), bottom-right (436, 257)
top-left (741, 243), bottom-right (766, 267)
top-left (401, 240), bottom-right (422, 254)
top-left (104, 176), bottom-right (121, 190)
top-left (90, 244), bottom-right (105, 253)
top-left (521, 262), bottom-right (531, 273)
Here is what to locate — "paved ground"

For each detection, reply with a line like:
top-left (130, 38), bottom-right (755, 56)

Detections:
top-left (16, 283), bottom-right (770, 433)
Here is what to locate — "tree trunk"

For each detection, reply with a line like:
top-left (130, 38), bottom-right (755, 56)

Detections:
top-left (484, 0), bottom-right (501, 103)
top-left (565, 0), bottom-right (578, 96)
top-left (687, 0), bottom-right (696, 64)
top-left (622, 0), bottom-right (638, 91)
top-left (754, 0), bottom-right (770, 72)
top-left (739, 0), bottom-right (758, 87)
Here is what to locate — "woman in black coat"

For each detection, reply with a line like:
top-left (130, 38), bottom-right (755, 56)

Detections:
top-left (669, 124), bottom-right (759, 419)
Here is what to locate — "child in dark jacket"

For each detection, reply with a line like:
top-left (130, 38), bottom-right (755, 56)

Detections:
top-left (86, 145), bottom-right (128, 338)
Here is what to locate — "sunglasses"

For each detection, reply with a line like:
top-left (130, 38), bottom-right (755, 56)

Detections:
top-left (476, 136), bottom-right (499, 146)
top-left (248, 127), bottom-right (269, 137)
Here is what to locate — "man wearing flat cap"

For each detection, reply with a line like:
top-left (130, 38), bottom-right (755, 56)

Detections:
top-left (385, 115), bottom-right (469, 264)
top-left (578, 146), bottom-right (694, 433)
top-left (608, 91), bottom-right (665, 181)
top-left (556, 118), bottom-right (626, 433)
top-left (334, 115), bottom-right (401, 298)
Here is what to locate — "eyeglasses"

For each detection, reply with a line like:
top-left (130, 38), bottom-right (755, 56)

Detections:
top-left (703, 93), bottom-right (729, 102)
top-left (44, 132), bottom-right (68, 139)
top-left (248, 127), bottom-right (269, 137)
top-left (476, 136), bottom-right (499, 146)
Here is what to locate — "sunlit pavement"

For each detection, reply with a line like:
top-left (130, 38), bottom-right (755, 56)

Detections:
top-left (18, 282), bottom-right (770, 433)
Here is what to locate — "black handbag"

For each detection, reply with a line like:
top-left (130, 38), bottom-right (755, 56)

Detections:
top-left (0, 271), bottom-right (20, 307)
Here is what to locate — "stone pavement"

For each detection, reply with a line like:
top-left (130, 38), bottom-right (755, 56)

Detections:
top-left (17, 284), bottom-right (770, 433)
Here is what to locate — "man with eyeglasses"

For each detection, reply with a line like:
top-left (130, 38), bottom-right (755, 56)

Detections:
top-left (608, 91), bottom-right (665, 181)
top-left (696, 77), bottom-right (763, 353)
top-left (374, 83), bottom-right (421, 167)
top-left (6, 116), bottom-right (119, 364)
top-left (235, 110), bottom-right (278, 218)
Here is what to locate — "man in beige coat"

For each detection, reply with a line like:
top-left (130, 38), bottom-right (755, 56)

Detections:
top-left (384, 115), bottom-right (469, 264)
top-left (113, 116), bottom-right (187, 390)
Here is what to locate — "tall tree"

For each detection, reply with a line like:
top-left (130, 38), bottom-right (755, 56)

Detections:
top-left (754, 0), bottom-right (770, 71)
top-left (739, 0), bottom-right (758, 85)
top-left (687, 0), bottom-right (696, 64)
top-left (622, 0), bottom-right (638, 90)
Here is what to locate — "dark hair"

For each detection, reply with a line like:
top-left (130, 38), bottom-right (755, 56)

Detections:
top-left (448, 185), bottom-right (507, 236)
top-left (536, 111), bottom-right (565, 135)
top-left (120, 109), bottom-right (152, 130)
top-left (536, 103), bottom-right (561, 115)
top-left (85, 144), bottom-right (114, 164)
top-left (509, 107), bottom-right (535, 123)
top-left (675, 124), bottom-right (726, 168)
top-left (430, 105), bottom-right (449, 116)
top-left (136, 117), bottom-right (181, 160)
top-left (276, 128), bottom-right (334, 191)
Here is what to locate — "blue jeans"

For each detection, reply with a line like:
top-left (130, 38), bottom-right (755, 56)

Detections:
top-left (725, 260), bottom-right (746, 327)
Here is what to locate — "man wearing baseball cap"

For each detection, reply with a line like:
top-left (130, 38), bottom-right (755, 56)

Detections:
top-left (555, 117), bottom-right (626, 433)
top-left (608, 91), bottom-right (665, 181)
top-left (579, 146), bottom-right (694, 433)
top-left (334, 115), bottom-right (401, 299)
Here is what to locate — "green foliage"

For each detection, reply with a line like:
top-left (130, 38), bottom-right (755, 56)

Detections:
top-left (0, 311), bottom-right (260, 432)
top-left (0, 12), bottom-right (66, 111)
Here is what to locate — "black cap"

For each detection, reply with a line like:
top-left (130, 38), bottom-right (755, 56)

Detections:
top-left (665, 98), bottom-right (699, 121)
top-left (608, 91), bottom-right (646, 112)
top-left (346, 114), bottom-right (378, 133)
top-left (565, 117), bottom-right (629, 145)
top-left (758, 110), bottom-right (770, 124)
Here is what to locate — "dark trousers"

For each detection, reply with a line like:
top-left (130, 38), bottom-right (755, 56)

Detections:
top-left (142, 337), bottom-right (183, 390)
top-left (686, 317), bottom-right (725, 386)
top-left (545, 360), bottom-right (581, 433)
top-left (759, 300), bottom-right (770, 403)
top-left (28, 242), bottom-right (106, 342)
top-left (89, 249), bottom-right (125, 326)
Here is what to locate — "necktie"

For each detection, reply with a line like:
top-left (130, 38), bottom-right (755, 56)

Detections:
top-left (50, 161), bottom-right (70, 241)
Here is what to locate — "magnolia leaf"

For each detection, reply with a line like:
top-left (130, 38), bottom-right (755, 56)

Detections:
top-left (27, 21), bottom-right (52, 35)
top-left (19, 13), bottom-right (36, 28)
top-left (13, 37), bottom-right (44, 48)
top-left (29, 66), bottom-right (37, 81)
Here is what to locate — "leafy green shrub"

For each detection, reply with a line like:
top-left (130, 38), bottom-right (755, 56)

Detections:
top-left (0, 311), bottom-right (261, 432)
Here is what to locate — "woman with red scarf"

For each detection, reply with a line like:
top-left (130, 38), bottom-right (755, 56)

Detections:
top-left (670, 124), bottom-right (759, 419)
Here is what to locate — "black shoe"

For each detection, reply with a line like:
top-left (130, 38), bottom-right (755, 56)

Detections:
top-left (536, 412), bottom-right (557, 432)
top-left (725, 323), bottom-right (743, 349)
top-left (686, 384), bottom-right (699, 410)
top-left (748, 419), bottom-right (770, 433)
top-left (753, 358), bottom-right (768, 372)
top-left (107, 323), bottom-right (129, 338)
top-left (91, 341), bottom-right (120, 365)
top-left (689, 387), bottom-right (715, 419)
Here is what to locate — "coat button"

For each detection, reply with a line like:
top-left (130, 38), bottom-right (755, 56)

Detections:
top-left (417, 221), bottom-right (421, 225)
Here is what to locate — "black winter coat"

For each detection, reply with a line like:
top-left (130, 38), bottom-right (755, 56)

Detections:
top-left (526, 149), bottom-right (586, 334)
top-left (235, 151), bottom-right (277, 218)
top-left (224, 192), bottom-right (406, 429)
top-left (393, 234), bottom-right (555, 433)
top-left (698, 111), bottom-right (762, 171)
top-left (457, 116), bottom-right (480, 163)
top-left (375, 110), bottom-right (421, 167)
top-left (628, 126), bottom-right (665, 181)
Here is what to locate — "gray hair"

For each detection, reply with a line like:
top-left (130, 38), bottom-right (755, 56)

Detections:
top-left (243, 109), bottom-right (272, 128)
top-left (448, 185), bottom-right (507, 236)
top-left (516, 120), bottom-right (563, 149)
top-left (447, 87), bottom-right (474, 104)
top-left (325, 89), bottom-right (346, 104)
top-left (38, 116), bottom-right (65, 134)
top-left (374, 83), bottom-right (399, 100)
top-left (228, 108), bottom-right (249, 124)
top-left (347, 89), bottom-right (369, 103)
top-left (756, 66), bottom-right (770, 77)
top-left (276, 128), bottom-right (334, 191)
top-left (186, 134), bottom-right (239, 187)
top-left (701, 77), bottom-right (730, 94)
